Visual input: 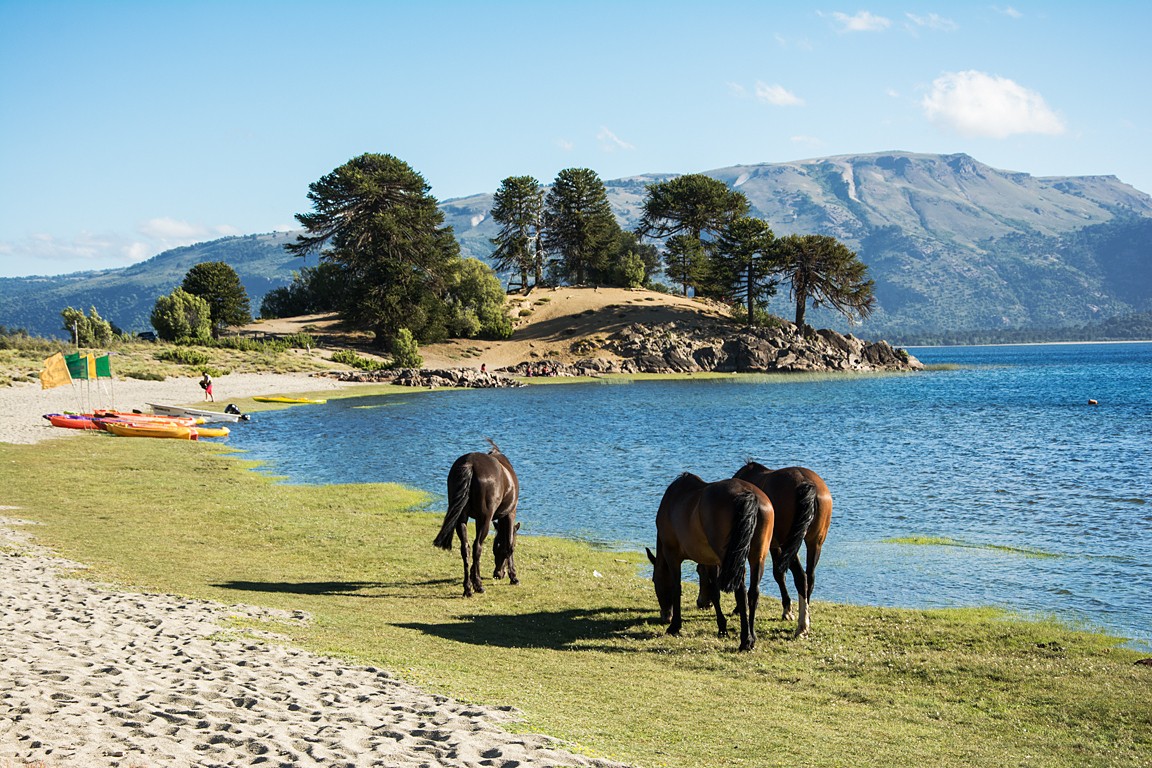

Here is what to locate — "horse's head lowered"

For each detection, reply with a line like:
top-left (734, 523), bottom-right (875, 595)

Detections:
top-left (492, 519), bottom-right (520, 578)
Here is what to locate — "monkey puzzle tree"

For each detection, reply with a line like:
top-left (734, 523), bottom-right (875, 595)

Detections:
top-left (714, 216), bottom-right (778, 326)
top-left (543, 168), bottom-right (620, 286)
top-left (286, 153), bottom-right (461, 346)
top-left (775, 234), bottom-right (876, 331)
top-left (490, 175), bottom-right (545, 293)
top-left (635, 173), bottom-right (750, 297)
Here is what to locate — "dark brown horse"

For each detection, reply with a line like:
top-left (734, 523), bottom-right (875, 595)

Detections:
top-left (646, 473), bottom-right (773, 651)
top-left (433, 440), bottom-right (520, 597)
top-left (698, 461), bottom-right (832, 637)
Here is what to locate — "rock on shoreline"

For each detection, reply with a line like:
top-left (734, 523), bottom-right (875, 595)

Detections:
top-left (327, 321), bottom-right (921, 386)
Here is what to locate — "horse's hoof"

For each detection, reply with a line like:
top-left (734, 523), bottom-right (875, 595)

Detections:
top-left (738, 642), bottom-right (754, 652)
top-left (781, 610), bottom-right (794, 622)
top-left (717, 629), bottom-right (729, 638)
top-left (509, 577), bottom-right (520, 585)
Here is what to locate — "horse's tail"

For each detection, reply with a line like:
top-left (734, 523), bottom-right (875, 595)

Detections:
top-left (775, 482), bottom-right (817, 578)
top-left (718, 489), bottom-right (759, 593)
top-left (434, 459), bottom-right (474, 550)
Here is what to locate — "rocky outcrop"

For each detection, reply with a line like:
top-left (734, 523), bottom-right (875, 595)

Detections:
top-left (498, 321), bottom-right (920, 376)
top-left (327, 368), bottom-right (523, 388)
top-left (605, 320), bottom-right (921, 373)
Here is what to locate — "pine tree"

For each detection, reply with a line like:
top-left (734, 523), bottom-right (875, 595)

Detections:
top-left (775, 234), bottom-right (876, 331)
top-left (543, 168), bottom-right (620, 285)
top-left (286, 153), bottom-right (461, 346)
top-left (490, 176), bottom-right (544, 293)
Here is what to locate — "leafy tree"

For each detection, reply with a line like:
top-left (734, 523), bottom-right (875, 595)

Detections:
top-left (447, 258), bottom-right (513, 340)
top-left (259, 263), bottom-right (351, 319)
top-left (543, 168), bottom-right (621, 285)
top-left (714, 216), bottom-right (778, 326)
top-left (662, 235), bottom-right (710, 296)
top-left (390, 327), bottom-right (423, 369)
top-left (60, 306), bottom-right (115, 347)
top-left (775, 234), bottom-right (876, 331)
top-left (286, 153), bottom-right (462, 346)
top-left (635, 174), bottom-right (750, 296)
top-left (596, 231), bottom-right (659, 289)
top-left (181, 261), bottom-right (252, 336)
top-left (151, 288), bottom-right (212, 343)
top-left (490, 175), bottom-right (545, 293)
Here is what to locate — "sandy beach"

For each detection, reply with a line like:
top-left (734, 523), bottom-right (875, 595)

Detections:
top-left (0, 374), bottom-right (629, 767)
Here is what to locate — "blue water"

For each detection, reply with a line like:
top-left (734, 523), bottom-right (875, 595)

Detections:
top-left (228, 342), bottom-right (1152, 648)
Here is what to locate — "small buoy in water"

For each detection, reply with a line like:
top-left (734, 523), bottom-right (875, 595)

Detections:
top-left (1088, 399), bottom-right (1098, 405)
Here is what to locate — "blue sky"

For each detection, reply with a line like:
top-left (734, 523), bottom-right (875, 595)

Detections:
top-left (1, 1), bottom-right (1149, 278)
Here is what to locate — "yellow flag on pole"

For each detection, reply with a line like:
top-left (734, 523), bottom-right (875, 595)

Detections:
top-left (40, 352), bottom-right (72, 390)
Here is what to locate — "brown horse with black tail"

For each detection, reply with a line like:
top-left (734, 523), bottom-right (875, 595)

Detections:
top-left (698, 461), bottom-right (832, 637)
top-left (433, 440), bottom-right (520, 597)
top-left (647, 473), bottom-right (774, 651)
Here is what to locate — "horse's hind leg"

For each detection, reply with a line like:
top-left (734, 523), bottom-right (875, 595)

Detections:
top-left (771, 549), bottom-right (793, 621)
top-left (735, 580), bottom-right (753, 652)
top-left (470, 519), bottom-right (491, 594)
top-left (789, 554), bottom-right (810, 638)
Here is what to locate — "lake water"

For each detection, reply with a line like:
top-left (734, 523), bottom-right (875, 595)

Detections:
top-left (227, 342), bottom-right (1152, 648)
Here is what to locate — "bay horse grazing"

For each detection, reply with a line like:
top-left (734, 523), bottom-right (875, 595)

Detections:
top-left (701, 461), bottom-right (832, 637)
top-left (433, 440), bottom-right (520, 597)
top-left (646, 473), bottom-right (773, 652)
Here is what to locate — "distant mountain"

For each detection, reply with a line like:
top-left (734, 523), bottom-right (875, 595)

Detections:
top-left (0, 233), bottom-right (302, 338)
top-left (4, 151), bottom-right (1152, 340)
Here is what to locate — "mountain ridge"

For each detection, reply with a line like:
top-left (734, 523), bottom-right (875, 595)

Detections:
top-left (3, 150), bottom-right (1151, 340)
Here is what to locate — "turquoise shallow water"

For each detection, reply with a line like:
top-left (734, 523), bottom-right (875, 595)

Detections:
top-left (228, 342), bottom-right (1152, 648)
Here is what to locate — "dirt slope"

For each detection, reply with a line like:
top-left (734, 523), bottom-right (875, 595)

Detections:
top-left (240, 287), bottom-right (731, 370)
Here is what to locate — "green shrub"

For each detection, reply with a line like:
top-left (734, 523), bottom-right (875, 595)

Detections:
top-left (390, 328), bottom-right (422, 369)
top-left (331, 349), bottom-right (388, 371)
top-left (280, 333), bottom-right (316, 350)
top-left (157, 348), bottom-right (210, 366)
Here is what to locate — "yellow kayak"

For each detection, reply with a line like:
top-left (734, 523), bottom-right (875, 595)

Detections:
top-left (104, 421), bottom-right (198, 440)
top-left (193, 425), bottom-right (230, 438)
top-left (252, 396), bottom-right (327, 404)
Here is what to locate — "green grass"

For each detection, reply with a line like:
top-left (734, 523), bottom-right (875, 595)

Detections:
top-left (0, 435), bottom-right (1149, 767)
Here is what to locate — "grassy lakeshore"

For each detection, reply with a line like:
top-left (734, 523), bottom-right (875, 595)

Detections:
top-left (1, 432), bottom-right (1150, 767)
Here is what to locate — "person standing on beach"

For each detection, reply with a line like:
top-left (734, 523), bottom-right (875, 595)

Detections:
top-left (200, 372), bottom-right (214, 402)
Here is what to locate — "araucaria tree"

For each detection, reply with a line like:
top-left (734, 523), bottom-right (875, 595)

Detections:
top-left (181, 261), bottom-right (252, 337)
top-left (490, 175), bottom-right (545, 293)
top-left (286, 153), bottom-right (461, 346)
top-left (543, 168), bottom-right (620, 285)
top-left (635, 174), bottom-right (750, 297)
top-left (714, 216), bottom-right (777, 326)
top-left (775, 234), bottom-right (876, 331)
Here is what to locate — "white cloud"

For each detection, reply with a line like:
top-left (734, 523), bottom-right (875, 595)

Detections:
top-left (755, 82), bottom-right (804, 107)
top-left (0, 218), bottom-right (244, 278)
top-left (921, 70), bottom-right (1065, 138)
top-left (556, 138), bottom-right (575, 152)
top-left (993, 6), bottom-right (1023, 19)
top-left (824, 11), bottom-right (891, 32)
top-left (728, 82), bottom-right (748, 98)
top-left (905, 12), bottom-right (958, 32)
top-left (597, 127), bottom-right (635, 152)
